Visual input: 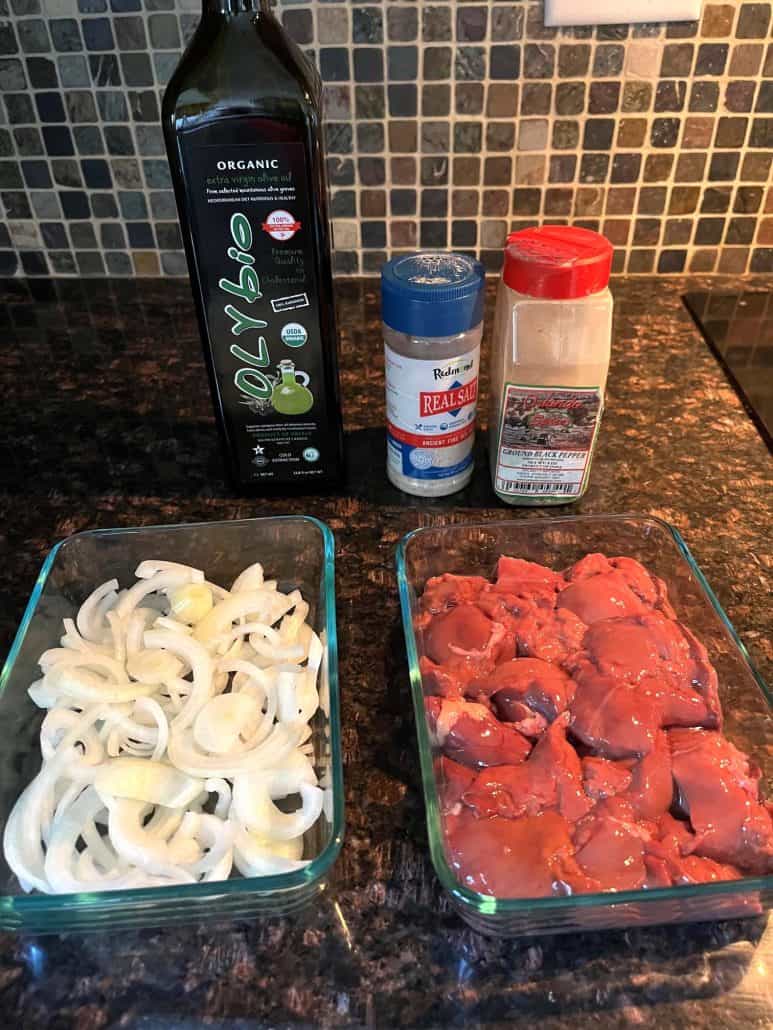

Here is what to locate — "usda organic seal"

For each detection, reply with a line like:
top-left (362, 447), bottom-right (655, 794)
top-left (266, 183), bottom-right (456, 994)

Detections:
top-left (303, 447), bottom-right (320, 463)
top-left (281, 322), bottom-right (308, 348)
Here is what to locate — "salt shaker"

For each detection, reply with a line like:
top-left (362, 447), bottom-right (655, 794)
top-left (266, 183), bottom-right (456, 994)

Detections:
top-left (381, 253), bottom-right (486, 497)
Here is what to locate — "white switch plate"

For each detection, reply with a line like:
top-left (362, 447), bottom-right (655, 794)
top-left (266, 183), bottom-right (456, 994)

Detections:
top-left (545, 0), bottom-right (702, 26)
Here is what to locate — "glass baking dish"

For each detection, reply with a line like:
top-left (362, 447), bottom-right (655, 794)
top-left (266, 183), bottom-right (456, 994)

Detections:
top-left (0, 516), bottom-right (343, 933)
top-left (396, 515), bottom-right (773, 938)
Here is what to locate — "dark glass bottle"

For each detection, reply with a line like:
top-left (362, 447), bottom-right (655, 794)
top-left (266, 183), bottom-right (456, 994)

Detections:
top-left (162, 0), bottom-right (344, 493)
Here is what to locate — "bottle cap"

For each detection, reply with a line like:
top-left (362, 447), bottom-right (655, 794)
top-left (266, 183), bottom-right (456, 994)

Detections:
top-left (503, 227), bottom-right (613, 300)
top-left (381, 252), bottom-right (486, 338)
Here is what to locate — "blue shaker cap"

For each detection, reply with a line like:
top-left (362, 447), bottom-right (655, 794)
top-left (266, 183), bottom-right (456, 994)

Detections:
top-left (381, 252), bottom-right (486, 338)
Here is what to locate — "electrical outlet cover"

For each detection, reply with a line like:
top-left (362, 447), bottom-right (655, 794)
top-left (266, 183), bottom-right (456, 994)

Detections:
top-left (545, 0), bottom-right (702, 26)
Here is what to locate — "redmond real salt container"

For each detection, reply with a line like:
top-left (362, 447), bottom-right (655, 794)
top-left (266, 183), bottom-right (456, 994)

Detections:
top-left (489, 227), bottom-right (614, 507)
top-left (381, 253), bottom-right (486, 497)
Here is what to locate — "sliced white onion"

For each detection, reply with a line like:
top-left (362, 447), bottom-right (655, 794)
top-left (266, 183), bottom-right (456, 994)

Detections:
top-left (45, 664), bottom-right (157, 705)
top-left (169, 584), bottom-right (214, 625)
top-left (76, 579), bottom-right (119, 644)
top-left (230, 563), bottom-right (264, 593)
top-left (127, 649), bottom-right (183, 685)
top-left (233, 827), bottom-right (308, 877)
top-left (168, 722), bottom-right (300, 778)
top-left (192, 693), bottom-right (260, 755)
top-left (94, 758), bottom-right (202, 808)
top-left (5, 559), bottom-right (326, 896)
top-left (44, 788), bottom-right (142, 894)
top-left (193, 591), bottom-right (277, 644)
top-left (232, 778), bottom-right (323, 841)
top-left (143, 629), bottom-right (213, 731)
top-left (114, 570), bottom-right (195, 621)
top-left (135, 561), bottom-right (204, 584)
top-left (205, 778), bottom-right (232, 819)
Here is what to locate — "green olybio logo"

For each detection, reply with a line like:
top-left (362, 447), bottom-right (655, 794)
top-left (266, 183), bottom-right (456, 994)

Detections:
top-left (219, 212), bottom-right (272, 401)
top-left (280, 322), bottom-right (308, 348)
top-left (271, 358), bottom-right (313, 415)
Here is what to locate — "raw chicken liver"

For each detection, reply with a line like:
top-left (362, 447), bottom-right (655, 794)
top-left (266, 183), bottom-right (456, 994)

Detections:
top-left (425, 696), bottom-right (531, 769)
top-left (569, 613), bottom-right (721, 758)
top-left (670, 729), bottom-right (773, 874)
top-left (434, 756), bottom-right (476, 810)
top-left (644, 813), bottom-right (742, 888)
top-left (416, 551), bottom-right (767, 900)
top-left (581, 756), bottom-right (633, 801)
top-left (471, 657), bottom-right (575, 732)
top-left (572, 798), bottom-right (649, 892)
top-left (463, 715), bottom-right (592, 823)
top-left (560, 554), bottom-right (676, 623)
top-left (445, 808), bottom-right (595, 899)
top-left (421, 604), bottom-right (513, 667)
top-left (419, 574), bottom-right (490, 615)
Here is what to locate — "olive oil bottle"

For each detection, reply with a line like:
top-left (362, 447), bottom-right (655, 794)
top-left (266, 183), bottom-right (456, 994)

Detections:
top-left (163, 0), bottom-right (344, 493)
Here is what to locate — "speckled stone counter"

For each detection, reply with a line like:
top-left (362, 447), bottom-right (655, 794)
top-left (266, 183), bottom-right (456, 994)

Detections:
top-left (0, 276), bottom-right (771, 1030)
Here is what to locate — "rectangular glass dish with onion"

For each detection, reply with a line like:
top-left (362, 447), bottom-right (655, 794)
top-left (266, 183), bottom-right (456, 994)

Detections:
top-left (397, 516), bottom-right (773, 938)
top-left (0, 516), bottom-right (343, 933)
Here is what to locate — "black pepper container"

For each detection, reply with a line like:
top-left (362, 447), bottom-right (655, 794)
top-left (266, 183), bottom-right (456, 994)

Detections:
top-left (162, 0), bottom-right (344, 494)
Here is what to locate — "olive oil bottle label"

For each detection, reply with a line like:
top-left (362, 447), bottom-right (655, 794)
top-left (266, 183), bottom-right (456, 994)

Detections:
top-left (179, 137), bottom-right (334, 486)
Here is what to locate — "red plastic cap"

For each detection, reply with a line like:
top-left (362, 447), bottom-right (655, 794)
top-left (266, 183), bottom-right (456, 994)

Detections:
top-left (503, 226), bottom-right (614, 300)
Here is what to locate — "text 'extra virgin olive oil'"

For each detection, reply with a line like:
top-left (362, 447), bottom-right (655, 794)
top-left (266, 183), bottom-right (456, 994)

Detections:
top-left (163, 0), bottom-right (344, 493)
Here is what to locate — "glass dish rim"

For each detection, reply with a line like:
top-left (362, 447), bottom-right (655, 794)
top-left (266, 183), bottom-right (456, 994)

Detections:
top-left (0, 514), bottom-right (344, 925)
top-left (395, 512), bottom-right (773, 915)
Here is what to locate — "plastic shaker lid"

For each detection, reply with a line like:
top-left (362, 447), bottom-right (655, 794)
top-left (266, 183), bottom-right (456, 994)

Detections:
top-left (381, 252), bottom-right (486, 337)
top-left (503, 227), bottom-right (613, 300)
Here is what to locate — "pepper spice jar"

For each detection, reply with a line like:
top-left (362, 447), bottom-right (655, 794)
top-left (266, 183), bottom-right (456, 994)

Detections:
top-left (381, 253), bottom-right (486, 497)
top-left (489, 227), bottom-right (614, 506)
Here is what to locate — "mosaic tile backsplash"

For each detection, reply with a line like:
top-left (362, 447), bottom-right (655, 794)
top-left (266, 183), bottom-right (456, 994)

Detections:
top-left (1, 0), bottom-right (773, 277)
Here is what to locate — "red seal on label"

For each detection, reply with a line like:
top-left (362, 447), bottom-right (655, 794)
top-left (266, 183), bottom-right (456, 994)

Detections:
top-left (262, 209), bottom-right (302, 241)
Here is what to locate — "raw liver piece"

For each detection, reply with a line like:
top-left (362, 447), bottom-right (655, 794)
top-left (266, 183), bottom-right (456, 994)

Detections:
top-left (575, 614), bottom-right (721, 726)
top-left (473, 658), bottom-right (576, 726)
top-left (625, 730), bottom-right (674, 821)
top-left (511, 606), bottom-right (588, 665)
top-left (675, 855), bottom-right (742, 885)
top-left (644, 813), bottom-right (741, 887)
top-left (475, 584), bottom-right (542, 627)
top-left (569, 667), bottom-right (661, 758)
top-left (572, 798), bottom-right (649, 892)
top-left (496, 556), bottom-right (566, 594)
top-left (463, 714), bottom-right (592, 822)
top-left (462, 763), bottom-right (552, 821)
top-left (560, 553), bottom-right (676, 623)
top-left (419, 656), bottom-right (467, 699)
top-left (644, 815), bottom-right (696, 888)
top-left (444, 807), bottom-right (591, 899)
top-left (579, 614), bottom-right (708, 691)
top-left (670, 728), bottom-right (773, 874)
top-left (434, 756), bottom-right (476, 812)
top-left (582, 756), bottom-right (633, 801)
top-left (417, 603), bottom-right (516, 697)
top-left (568, 612), bottom-right (721, 756)
top-left (425, 696), bottom-right (532, 769)
top-left (421, 604), bottom-right (506, 665)
top-left (419, 573), bottom-right (490, 614)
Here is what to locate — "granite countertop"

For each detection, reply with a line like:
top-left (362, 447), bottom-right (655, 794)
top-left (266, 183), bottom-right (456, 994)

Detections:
top-left (0, 275), bottom-right (771, 1029)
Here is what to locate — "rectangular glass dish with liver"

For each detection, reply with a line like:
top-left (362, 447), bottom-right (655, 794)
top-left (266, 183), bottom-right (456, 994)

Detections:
top-left (397, 516), bottom-right (773, 938)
